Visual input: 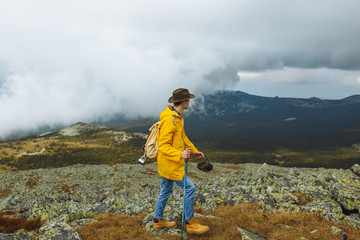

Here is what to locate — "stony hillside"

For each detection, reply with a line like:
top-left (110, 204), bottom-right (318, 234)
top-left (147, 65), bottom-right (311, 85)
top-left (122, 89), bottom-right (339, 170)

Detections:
top-left (124, 91), bottom-right (360, 169)
top-left (0, 122), bottom-right (146, 172)
top-left (0, 162), bottom-right (359, 239)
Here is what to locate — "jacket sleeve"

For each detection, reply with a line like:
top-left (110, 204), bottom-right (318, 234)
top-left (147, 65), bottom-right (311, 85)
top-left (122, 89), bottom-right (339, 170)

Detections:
top-left (184, 131), bottom-right (198, 155)
top-left (157, 116), bottom-right (183, 161)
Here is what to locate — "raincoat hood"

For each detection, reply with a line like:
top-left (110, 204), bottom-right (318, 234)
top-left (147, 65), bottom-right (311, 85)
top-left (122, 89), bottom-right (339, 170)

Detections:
top-left (159, 106), bottom-right (180, 121)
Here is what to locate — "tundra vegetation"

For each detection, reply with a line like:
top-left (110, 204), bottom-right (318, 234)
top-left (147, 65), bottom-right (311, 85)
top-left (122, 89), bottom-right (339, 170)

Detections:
top-left (0, 124), bottom-right (359, 239)
top-left (1, 127), bottom-right (359, 172)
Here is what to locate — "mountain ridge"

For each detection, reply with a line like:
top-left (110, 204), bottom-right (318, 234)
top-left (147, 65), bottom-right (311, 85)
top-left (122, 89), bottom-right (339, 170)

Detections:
top-left (122, 90), bottom-right (360, 148)
top-left (1, 90), bottom-right (358, 142)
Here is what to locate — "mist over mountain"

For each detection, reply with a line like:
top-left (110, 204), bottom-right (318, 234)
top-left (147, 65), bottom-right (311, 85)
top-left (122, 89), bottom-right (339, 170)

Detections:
top-left (127, 90), bottom-right (360, 151)
top-left (1, 90), bottom-right (357, 171)
top-left (3, 90), bottom-right (360, 150)
top-left (189, 91), bottom-right (360, 145)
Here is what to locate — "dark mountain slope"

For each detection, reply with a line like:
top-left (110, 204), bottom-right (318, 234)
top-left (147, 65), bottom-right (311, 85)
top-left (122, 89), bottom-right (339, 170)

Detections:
top-left (180, 91), bottom-right (360, 149)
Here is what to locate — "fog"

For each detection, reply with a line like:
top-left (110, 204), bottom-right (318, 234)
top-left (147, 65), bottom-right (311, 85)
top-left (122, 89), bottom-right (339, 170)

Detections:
top-left (1, 0), bottom-right (360, 138)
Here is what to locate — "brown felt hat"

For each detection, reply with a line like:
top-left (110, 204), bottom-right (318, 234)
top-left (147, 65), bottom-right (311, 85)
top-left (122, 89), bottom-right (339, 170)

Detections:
top-left (168, 88), bottom-right (195, 103)
top-left (197, 161), bottom-right (213, 172)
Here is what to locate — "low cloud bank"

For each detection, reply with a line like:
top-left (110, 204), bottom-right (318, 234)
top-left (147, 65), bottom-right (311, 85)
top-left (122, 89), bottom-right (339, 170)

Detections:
top-left (1, 0), bottom-right (360, 139)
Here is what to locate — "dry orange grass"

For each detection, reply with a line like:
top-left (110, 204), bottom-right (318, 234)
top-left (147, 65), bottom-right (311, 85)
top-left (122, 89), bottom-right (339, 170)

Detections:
top-left (114, 182), bottom-right (132, 191)
top-left (187, 172), bottom-right (204, 181)
top-left (55, 181), bottom-right (82, 194)
top-left (0, 211), bottom-right (43, 234)
top-left (0, 139), bottom-right (54, 157)
top-left (218, 165), bottom-right (246, 171)
top-left (291, 191), bottom-right (313, 205)
top-left (71, 164), bottom-right (87, 168)
top-left (0, 164), bottom-right (15, 172)
top-left (139, 168), bottom-right (158, 176)
top-left (208, 169), bottom-right (231, 175)
top-left (63, 141), bottom-right (108, 149)
top-left (77, 204), bottom-right (360, 240)
top-left (0, 188), bottom-right (12, 198)
top-left (26, 176), bottom-right (41, 189)
top-left (0, 137), bottom-right (110, 173)
top-left (77, 212), bottom-right (154, 240)
top-left (197, 203), bottom-right (360, 240)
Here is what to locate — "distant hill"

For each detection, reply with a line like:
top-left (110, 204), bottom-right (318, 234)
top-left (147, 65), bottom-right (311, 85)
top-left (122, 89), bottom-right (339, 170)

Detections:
top-left (0, 122), bottom-right (147, 172)
top-left (342, 94), bottom-right (360, 103)
top-left (126, 90), bottom-right (360, 151)
top-left (2, 91), bottom-right (359, 170)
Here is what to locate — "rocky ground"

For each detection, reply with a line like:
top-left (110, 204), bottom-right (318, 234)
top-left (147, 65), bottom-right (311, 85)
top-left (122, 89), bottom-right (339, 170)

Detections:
top-left (0, 162), bottom-right (360, 239)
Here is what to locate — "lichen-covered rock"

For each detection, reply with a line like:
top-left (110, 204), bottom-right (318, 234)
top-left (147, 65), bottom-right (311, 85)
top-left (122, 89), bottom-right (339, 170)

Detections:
top-left (0, 162), bottom-right (360, 236)
top-left (351, 164), bottom-right (360, 176)
top-left (28, 200), bottom-right (98, 222)
top-left (0, 231), bottom-right (35, 240)
top-left (298, 199), bottom-right (344, 222)
top-left (331, 226), bottom-right (343, 235)
top-left (38, 220), bottom-right (82, 240)
top-left (70, 218), bottom-right (97, 230)
top-left (328, 171), bottom-right (360, 211)
top-left (0, 233), bottom-right (13, 240)
top-left (13, 229), bottom-right (35, 240)
top-left (343, 214), bottom-right (360, 229)
top-left (237, 226), bottom-right (266, 239)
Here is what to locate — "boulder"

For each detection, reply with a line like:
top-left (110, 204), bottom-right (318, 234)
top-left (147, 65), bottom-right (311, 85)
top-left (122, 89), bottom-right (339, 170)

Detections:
top-left (38, 220), bottom-right (82, 240)
top-left (1, 162), bottom-right (360, 236)
top-left (237, 226), bottom-right (267, 240)
top-left (351, 164), bottom-right (360, 177)
top-left (0, 233), bottom-right (13, 240)
top-left (13, 230), bottom-right (35, 240)
top-left (331, 226), bottom-right (343, 235)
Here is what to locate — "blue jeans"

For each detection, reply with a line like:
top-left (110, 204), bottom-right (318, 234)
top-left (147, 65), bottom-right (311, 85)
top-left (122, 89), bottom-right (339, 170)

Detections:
top-left (154, 176), bottom-right (195, 221)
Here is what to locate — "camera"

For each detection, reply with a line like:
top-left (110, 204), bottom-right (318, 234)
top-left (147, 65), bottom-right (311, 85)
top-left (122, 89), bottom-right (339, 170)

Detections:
top-left (138, 155), bottom-right (146, 165)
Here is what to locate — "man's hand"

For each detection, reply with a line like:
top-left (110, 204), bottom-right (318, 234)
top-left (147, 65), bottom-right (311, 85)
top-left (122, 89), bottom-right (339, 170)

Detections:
top-left (195, 151), bottom-right (205, 159)
top-left (181, 149), bottom-right (190, 159)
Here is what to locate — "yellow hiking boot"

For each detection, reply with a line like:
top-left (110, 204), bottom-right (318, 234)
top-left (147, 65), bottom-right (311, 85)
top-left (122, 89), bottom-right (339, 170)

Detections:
top-left (186, 218), bottom-right (209, 234)
top-left (154, 219), bottom-right (177, 231)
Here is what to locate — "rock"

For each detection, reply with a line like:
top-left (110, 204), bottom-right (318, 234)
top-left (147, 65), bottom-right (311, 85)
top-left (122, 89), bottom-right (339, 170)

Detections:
top-left (299, 199), bottom-right (343, 222)
top-left (278, 224), bottom-right (292, 229)
top-left (70, 218), bottom-right (97, 230)
top-left (0, 233), bottom-right (13, 240)
top-left (237, 226), bottom-right (267, 240)
top-left (1, 162), bottom-right (360, 236)
top-left (351, 164), bottom-right (360, 176)
top-left (70, 195), bottom-right (83, 203)
top-left (13, 229), bottom-right (35, 240)
top-left (352, 144), bottom-right (360, 152)
top-left (95, 193), bottom-right (106, 203)
top-left (58, 122), bottom-right (108, 137)
top-left (331, 226), bottom-right (343, 235)
top-left (328, 180), bottom-right (360, 211)
top-left (343, 214), bottom-right (360, 229)
top-left (38, 220), bottom-right (82, 240)
top-left (194, 213), bottom-right (219, 219)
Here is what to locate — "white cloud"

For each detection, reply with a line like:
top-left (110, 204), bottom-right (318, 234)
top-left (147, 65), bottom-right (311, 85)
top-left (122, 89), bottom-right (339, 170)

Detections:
top-left (236, 67), bottom-right (360, 99)
top-left (1, 0), bottom-right (360, 138)
top-left (238, 72), bottom-right (263, 79)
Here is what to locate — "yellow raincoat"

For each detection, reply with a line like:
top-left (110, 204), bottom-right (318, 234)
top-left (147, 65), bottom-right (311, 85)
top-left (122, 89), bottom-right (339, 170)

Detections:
top-left (157, 106), bottom-right (198, 180)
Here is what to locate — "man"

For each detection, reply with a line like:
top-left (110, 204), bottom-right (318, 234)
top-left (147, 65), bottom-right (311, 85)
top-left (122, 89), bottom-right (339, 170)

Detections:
top-left (153, 88), bottom-right (210, 234)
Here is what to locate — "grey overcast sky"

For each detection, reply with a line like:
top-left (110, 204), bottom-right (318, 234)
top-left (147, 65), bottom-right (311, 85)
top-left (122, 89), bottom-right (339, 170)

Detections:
top-left (1, 0), bottom-right (360, 138)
